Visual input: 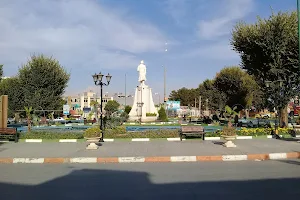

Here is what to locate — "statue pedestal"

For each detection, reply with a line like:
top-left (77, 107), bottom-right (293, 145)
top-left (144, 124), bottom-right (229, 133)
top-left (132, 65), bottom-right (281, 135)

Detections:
top-left (129, 82), bottom-right (158, 122)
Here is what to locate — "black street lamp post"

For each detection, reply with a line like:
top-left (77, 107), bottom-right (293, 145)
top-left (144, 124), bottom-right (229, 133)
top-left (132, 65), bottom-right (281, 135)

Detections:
top-left (92, 72), bottom-right (112, 142)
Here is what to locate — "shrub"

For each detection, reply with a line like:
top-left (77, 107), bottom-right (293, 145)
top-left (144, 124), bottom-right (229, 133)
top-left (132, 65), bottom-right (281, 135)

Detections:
top-left (221, 126), bottom-right (236, 136)
top-left (83, 126), bottom-right (101, 138)
top-left (104, 117), bottom-right (123, 129)
top-left (237, 127), bottom-right (292, 136)
top-left (124, 105), bottom-right (132, 114)
top-left (106, 129), bottom-right (179, 138)
top-left (158, 107), bottom-right (168, 122)
top-left (146, 113), bottom-right (157, 117)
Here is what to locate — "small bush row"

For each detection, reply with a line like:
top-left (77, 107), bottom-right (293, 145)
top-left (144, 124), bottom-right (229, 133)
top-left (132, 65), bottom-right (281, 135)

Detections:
top-left (19, 131), bottom-right (84, 139)
top-left (19, 127), bottom-right (295, 139)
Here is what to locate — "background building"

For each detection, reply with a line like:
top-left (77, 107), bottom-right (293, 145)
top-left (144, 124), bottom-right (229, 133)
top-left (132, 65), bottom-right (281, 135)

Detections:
top-left (64, 90), bottom-right (113, 117)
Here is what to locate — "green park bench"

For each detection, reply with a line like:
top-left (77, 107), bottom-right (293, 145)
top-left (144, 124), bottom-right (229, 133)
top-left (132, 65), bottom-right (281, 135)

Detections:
top-left (179, 126), bottom-right (205, 141)
top-left (0, 128), bottom-right (18, 142)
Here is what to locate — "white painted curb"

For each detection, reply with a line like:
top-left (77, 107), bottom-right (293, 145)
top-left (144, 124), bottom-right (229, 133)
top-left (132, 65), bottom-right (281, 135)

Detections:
top-left (13, 158), bottom-right (44, 164)
top-left (267, 135), bottom-right (273, 139)
top-left (170, 156), bottom-right (197, 162)
top-left (132, 138), bottom-right (150, 142)
top-left (205, 137), bottom-right (221, 141)
top-left (65, 124), bottom-right (72, 127)
top-left (236, 136), bottom-right (253, 140)
top-left (104, 139), bottom-right (114, 142)
top-left (78, 123), bottom-right (84, 126)
top-left (25, 139), bottom-right (42, 143)
top-left (296, 135), bottom-right (300, 138)
top-left (269, 153), bottom-right (287, 160)
top-left (118, 157), bottom-right (145, 163)
top-left (181, 124), bottom-right (188, 126)
top-left (167, 138), bottom-right (186, 141)
top-left (70, 157), bottom-right (97, 163)
top-left (59, 139), bottom-right (77, 143)
top-left (222, 155), bottom-right (247, 161)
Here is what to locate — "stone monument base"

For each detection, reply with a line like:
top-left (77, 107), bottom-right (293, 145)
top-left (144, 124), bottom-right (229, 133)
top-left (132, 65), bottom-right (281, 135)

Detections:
top-left (128, 82), bottom-right (158, 122)
top-left (129, 116), bottom-right (158, 122)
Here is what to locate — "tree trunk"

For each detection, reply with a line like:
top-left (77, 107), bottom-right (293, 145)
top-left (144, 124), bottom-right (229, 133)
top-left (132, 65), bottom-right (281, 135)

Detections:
top-left (27, 117), bottom-right (31, 132)
top-left (279, 106), bottom-right (288, 128)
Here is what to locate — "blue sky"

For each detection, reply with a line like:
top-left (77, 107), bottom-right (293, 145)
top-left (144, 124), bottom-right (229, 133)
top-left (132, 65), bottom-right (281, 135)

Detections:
top-left (0, 0), bottom-right (296, 100)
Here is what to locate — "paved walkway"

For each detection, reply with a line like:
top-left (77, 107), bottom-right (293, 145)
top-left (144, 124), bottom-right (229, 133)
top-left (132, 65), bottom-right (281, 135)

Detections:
top-left (0, 138), bottom-right (299, 159)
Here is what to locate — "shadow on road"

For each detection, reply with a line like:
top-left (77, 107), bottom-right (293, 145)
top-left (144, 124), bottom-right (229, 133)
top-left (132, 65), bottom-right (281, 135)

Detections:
top-left (0, 168), bottom-right (299, 200)
top-left (277, 159), bottom-right (300, 166)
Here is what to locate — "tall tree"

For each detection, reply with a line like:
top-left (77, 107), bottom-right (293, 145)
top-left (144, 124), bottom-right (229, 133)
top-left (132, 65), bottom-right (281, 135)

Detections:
top-left (214, 67), bottom-right (259, 110)
top-left (198, 79), bottom-right (227, 110)
top-left (18, 54), bottom-right (70, 110)
top-left (0, 64), bottom-right (3, 81)
top-left (0, 77), bottom-right (24, 116)
top-left (231, 11), bottom-right (299, 126)
top-left (104, 100), bottom-right (120, 117)
top-left (169, 87), bottom-right (199, 106)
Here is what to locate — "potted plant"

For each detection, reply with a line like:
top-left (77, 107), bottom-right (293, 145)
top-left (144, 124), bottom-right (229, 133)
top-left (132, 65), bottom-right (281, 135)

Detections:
top-left (83, 126), bottom-right (102, 149)
top-left (221, 126), bottom-right (237, 147)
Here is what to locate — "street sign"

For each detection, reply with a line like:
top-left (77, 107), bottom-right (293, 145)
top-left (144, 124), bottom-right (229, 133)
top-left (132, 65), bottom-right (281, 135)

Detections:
top-left (63, 105), bottom-right (70, 115)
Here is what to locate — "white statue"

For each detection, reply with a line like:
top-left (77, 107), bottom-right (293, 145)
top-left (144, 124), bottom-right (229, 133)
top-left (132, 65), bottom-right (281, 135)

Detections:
top-left (137, 60), bottom-right (146, 83)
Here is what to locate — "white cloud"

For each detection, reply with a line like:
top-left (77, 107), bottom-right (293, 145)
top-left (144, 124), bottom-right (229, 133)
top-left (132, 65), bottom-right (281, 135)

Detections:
top-left (197, 0), bottom-right (254, 40)
top-left (0, 0), bottom-right (167, 73)
top-left (164, 0), bottom-right (188, 24)
top-left (182, 41), bottom-right (239, 61)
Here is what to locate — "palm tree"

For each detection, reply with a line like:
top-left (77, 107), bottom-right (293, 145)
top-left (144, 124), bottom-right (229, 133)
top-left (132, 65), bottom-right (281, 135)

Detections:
top-left (90, 100), bottom-right (99, 119)
top-left (224, 105), bottom-right (238, 127)
top-left (24, 106), bottom-right (33, 132)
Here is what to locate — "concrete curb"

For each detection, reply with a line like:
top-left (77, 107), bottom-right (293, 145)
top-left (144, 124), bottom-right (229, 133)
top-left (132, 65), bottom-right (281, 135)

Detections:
top-left (18, 135), bottom-right (299, 142)
top-left (0, 152), bottom-right (299, 164)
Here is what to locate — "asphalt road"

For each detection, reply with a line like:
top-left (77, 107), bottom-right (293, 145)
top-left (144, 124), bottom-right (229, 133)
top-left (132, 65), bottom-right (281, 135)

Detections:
top-left (0, 160), bottom-right (300, 200)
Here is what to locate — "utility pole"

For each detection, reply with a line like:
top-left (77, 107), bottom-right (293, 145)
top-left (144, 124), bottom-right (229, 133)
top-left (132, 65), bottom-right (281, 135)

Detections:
top-left (163, 42), bottom-right (168, 109)
top-left (125, 73), bottom-right (127, 107)
top-left (199, 96), bottom-right (201, 117)
top-left (293, 0), bottom-right (300, 126)
top-left (164, 65), bottom-right (166, 106)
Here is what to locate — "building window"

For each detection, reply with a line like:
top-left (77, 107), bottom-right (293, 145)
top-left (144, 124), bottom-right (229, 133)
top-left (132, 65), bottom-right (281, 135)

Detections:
top-left (75, 99), bottom-right (77, 102)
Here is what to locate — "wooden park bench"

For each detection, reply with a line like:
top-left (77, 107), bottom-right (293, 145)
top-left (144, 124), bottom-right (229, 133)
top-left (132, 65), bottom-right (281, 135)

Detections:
top-left (179, 126), bottom-right (205, 141)
top-left (0, 128), bottom-right (18, 142)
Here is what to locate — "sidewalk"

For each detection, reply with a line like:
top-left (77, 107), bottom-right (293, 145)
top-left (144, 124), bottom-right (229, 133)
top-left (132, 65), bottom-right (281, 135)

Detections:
top-left (0, 139), bottom-right (299, 161)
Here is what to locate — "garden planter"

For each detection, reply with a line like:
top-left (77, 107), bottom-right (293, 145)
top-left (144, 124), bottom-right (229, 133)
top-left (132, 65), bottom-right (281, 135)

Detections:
top-left (221, 135), bottom-right (237, 148)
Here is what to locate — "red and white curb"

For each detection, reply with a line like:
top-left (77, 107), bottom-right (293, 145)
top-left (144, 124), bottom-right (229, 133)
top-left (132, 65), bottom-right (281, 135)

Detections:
top-left (0, 152), bottom-right (299, 164)
top-left (21, 135), bottom-right (299, 142)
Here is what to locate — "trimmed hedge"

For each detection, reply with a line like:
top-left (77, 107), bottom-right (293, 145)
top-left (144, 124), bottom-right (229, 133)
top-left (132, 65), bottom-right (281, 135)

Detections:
top-left (19, 131), bottom-right (84, 139)
top-left (18, 127), bottom-right (295, 139)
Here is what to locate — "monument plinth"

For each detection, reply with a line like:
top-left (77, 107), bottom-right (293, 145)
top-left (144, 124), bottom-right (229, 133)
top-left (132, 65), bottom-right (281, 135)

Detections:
top-left (129, 60), bottom-right (158, 122)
